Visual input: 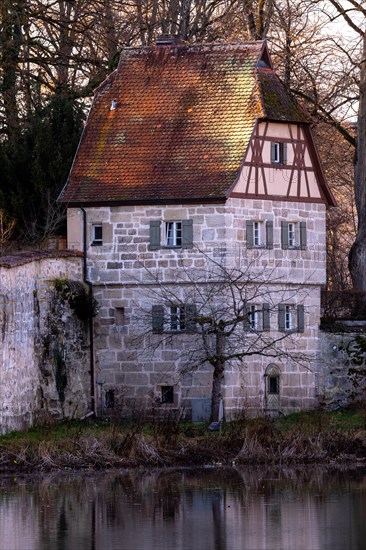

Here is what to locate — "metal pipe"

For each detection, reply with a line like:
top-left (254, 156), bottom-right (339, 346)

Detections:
top-left (80, 207), bottom-right (96, 416)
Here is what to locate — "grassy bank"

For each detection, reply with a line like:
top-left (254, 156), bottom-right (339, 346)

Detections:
top-left (0, 409), bottom-right (366, 473)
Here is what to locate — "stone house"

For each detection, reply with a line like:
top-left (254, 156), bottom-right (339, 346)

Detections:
top-left (59, 40), bottom-right (336, 420)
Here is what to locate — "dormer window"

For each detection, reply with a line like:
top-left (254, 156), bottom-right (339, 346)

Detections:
top-left (271, 142), bottom-right (287, 165)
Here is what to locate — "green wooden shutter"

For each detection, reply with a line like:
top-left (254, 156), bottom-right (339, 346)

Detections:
top-left (281, 221), bottom-right (289, 249)
top-left (243, 303), bottom-right (251, 331)
top-left (152, 305), bottom-right (164, 333)
top-left (185, 304), bottom-right (197, 333)
top-left (149, 220), bottom-right (161, 250)
top-left (266, 220), bottom-right (273, 249)
top-left (246, 220), bottom-right (254, 248)
top-left (278, 304), bottom-right (286, 331)
top-left (271, 142), bottom-right (276, 163)
top-left (263, 303), bottom-right (270, 331)
top-left (300, 222), bottom-right (307, 250)
top-left (182, 219), bottom-right (193, 249)
top-left (282, 143), bottom-right (287, 164)
top-left (297, 304), bottom-right (305, 333)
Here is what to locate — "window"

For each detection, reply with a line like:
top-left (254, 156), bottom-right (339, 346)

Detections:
top-left (268, 376), bottom-right (279, 395)
top-left (288, 222), bottom-right (296, 248)
top-left (115, 307), bottom-right (125, 326)
top-left (91, 224), bottom-right (103, 245)
top-left (149, 219), bottom-right (193, 250)
top-left (284, 304), bottom-right (292, 331)
top-left (165, 221), bottom-right (182, 247)
top-left (271, 142), bottom-right (287, 165)
top-left (253, 222), bottom-right (261, 247)
top-left (281, 221), bottom-right (307, 250)
top-left (249, 305), bottom-right (260, 330)
top-left (170, 306), bottom-right (186, 332)
top-left (278, 304), bottom-right (304, 333)
top-left (245, 303), bottom-right (270, 332)
top-left (105, 389), bottom-right (115, 409)
top-left (246, 220), bottom-right (273, 249)
top-left (161, 386), bottom-right (174, 404)
top-left (152, 304), bottom-right (196, 333)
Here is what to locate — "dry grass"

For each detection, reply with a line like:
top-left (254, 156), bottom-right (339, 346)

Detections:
top-left (0, 409), bottom-right (365, 473)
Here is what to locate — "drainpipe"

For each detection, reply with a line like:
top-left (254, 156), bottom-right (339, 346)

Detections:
top-left (81, 207), bottom-right (96, 416)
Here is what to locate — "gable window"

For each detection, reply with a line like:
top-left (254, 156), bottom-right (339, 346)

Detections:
top-left (170, 305), bottom-right (186, 332)
top-left (166, 221), bottom-right (182, 247)
top-left (245, 303), bottom-right (270, 332)
top-left (91, 224), bottom-right (103, 245)
top-left (161, 385), bottom-right (174, 404)
top-left (149, 219), bottom-right (193, 250)
top-left (278, 304), bottom-right (304, 333)
top-left (246, 220), bottom-right (273, 249)
top-left (281, 221), bottom-right (307, 250)
top-left (271, 142), bottom-right (287, 165)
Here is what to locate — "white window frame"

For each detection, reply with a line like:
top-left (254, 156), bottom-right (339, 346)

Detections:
top-left (165, 221), bottom-right (182, 247)
top-left (170, 306), bottom-right (186, 332)
top-left (284, 305), bottom-right (293, 331)
top-left (273, 142), bottom-right (281, 164)
top-left (249, 304), bottom-right (261, 330)
top-left (288, 222), bottom-right (298, 248)
top-left (91, 224), bottom-right (103, 245)
top-left (253, 221), bottom-right (261, 247)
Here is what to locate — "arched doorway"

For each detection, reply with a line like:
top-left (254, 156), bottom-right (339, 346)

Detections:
top-left (264, 364), bottom-right (281, 417)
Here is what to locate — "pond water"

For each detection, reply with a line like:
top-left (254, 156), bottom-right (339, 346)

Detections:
top-left (0, 466), bottom-right (365, 550)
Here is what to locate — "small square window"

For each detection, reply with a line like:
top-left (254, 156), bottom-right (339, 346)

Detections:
top-left (170, 306), bottom-right (185, 332)
top-left (165, 221), bottom-right (182, 247)
top-left (161, 386), bottom-right (174, 404)
top-left (92, 224), bottom-right (103, 245)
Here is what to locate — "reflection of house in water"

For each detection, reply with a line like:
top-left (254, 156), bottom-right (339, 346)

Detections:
top-left (1, 469), bottom-right (366, 548)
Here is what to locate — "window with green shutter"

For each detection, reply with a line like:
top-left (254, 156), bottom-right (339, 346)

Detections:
top-left (281, 221), bottom-right (307, 250)
top-left (271, 142), bottom-right (287, 164)
top-left (278, 303), bottom-right (305, 332)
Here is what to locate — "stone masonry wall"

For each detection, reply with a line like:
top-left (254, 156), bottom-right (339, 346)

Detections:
top-left (0, 253), bottom-right (90, 434)
top-left (67, 197), bottom-right (326, 419)
top-left (318, 330), bottom-right (366, 409)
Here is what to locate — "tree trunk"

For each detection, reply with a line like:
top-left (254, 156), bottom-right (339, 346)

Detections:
top-left (210, 331), bottom-right (225, 422)
top-left (349, 29), bottom-right (366, 313)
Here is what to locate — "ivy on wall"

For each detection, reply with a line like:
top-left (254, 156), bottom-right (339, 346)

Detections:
top-left (54, 279), bottom-right (98, 320)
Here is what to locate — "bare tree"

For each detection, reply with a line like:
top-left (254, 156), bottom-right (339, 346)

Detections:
top-left (134, 251), bottom-right (311, 422)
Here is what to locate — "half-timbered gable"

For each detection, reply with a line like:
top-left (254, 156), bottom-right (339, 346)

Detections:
top-left (59, 41), bottom-right (335, 419)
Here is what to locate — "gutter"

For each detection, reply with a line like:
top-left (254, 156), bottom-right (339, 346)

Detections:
top-left (80, 207), bottom-right (96, 416)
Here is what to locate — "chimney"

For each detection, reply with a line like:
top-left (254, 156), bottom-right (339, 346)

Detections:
top-left (156, 35), bottom-right (181, 46)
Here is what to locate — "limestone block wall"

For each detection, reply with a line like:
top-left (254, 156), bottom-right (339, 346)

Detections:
top-left (0, 252), bottom-right (90, 434)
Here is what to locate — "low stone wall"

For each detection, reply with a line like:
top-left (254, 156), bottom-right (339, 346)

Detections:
top-left (0, 251), bottom-right (89, 434)
top-left (319, 328), bottom-right (366, 409)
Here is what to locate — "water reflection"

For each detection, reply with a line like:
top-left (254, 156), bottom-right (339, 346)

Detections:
top-left (0, 466), bottom-right (365, 550)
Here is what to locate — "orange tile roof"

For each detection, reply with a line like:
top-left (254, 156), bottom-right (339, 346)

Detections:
top-left (59, 42), bottom-right (310, 205)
